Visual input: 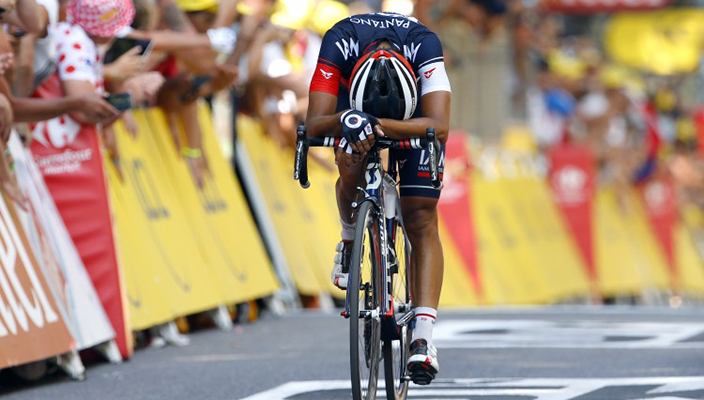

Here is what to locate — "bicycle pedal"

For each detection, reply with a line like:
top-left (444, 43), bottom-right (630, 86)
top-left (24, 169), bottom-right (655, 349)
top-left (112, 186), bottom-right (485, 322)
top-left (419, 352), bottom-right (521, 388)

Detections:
top-left (408, 364), bottom-right (436, 386)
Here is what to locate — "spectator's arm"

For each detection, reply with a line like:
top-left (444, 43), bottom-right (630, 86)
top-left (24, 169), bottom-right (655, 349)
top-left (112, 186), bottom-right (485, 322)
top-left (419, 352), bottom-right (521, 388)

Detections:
top-left (157, 0), bottom-right (195, 33)
top-left (61, 80), bottom-right (121, 125)
top-left (126, 29), bottom-right (217, 74)
top-left (12, 33), bottom-right (37, 97)
top-left (225, 13), bottom-right (262, 66)
top-left (127, 29), bottom-right (212, 52)
top-left (3, 0), bottom-right (44, 35)
top-left (212, 0), bottom-right (239, 28)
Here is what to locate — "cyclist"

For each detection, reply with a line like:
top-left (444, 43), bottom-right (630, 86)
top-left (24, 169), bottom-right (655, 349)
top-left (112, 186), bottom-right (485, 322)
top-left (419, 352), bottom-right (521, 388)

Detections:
top-left (305, 11), bottom-right (450, 385)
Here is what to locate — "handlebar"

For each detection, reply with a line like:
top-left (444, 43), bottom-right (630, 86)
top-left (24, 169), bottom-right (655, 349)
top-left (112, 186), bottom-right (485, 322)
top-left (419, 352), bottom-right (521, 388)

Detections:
top-left (294, 125), bottom-right (442, 189)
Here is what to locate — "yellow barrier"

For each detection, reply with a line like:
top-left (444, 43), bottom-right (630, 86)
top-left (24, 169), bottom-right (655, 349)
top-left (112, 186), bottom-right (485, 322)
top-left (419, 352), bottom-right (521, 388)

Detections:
top-left (108, 107), bottom-right (278, 330)
top-left (594, 188), bottom-right (670, 297)
top-left (471, 154), bottom-right (590, 305)
top-left (438, 215), bottom-right (479, 307)
top-left (676, 206), bottom-right (704, 294)
top-left (237, 115), bottom-right (327, 296)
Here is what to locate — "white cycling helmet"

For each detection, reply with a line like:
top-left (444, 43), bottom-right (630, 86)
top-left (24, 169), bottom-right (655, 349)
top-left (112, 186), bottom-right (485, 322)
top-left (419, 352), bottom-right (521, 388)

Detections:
top-left (348, 47), bottom-right (418, 120)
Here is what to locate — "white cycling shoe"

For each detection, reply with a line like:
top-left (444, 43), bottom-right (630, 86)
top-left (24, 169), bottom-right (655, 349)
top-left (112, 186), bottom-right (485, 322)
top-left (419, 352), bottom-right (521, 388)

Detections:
top-left (331, 241), bottom-right (353, 290)
top-left (407, 339), bottom-right (440, 385)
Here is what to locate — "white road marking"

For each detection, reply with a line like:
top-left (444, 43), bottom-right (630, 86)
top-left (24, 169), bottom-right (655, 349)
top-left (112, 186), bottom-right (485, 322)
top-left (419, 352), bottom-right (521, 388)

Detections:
top-left (239, 377), bottom-right (704, 400)
top-left (433, 320), bottom-right (704, 348)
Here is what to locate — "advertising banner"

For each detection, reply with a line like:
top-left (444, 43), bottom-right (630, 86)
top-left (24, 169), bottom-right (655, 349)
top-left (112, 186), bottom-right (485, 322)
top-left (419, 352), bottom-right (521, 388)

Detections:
top-left (594, 188), bottom-right (670, 296)
top-left (639, 178), bottom-right (676, 279)
top-left (548, 145), bottom-right (596, 283)
top-left (0, 192), bottom-right (74, 368)
top-left (236, 115), bottom-right (324, 296)
top-left (108, 116), bottom-right (221, 329)
top-left (145, 107), bottom-right (279, 303)
top-left (107, 106), bottom-right (279, 330)
top-left (29, 73), bottom-right (130, 358)
top-left (9, 134), bottom-right (115, 352)
top-left (437, 133), bottom-right (483, 302)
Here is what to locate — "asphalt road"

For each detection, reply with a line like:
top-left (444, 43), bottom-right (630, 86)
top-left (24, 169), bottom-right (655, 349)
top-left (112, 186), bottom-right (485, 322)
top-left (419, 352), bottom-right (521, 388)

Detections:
top-left (3, 306), bottom-right (704, 400)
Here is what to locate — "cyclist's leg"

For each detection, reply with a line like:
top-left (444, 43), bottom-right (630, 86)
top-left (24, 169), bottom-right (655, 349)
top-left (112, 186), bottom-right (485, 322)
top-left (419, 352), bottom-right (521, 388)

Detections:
top-left (335, 149), bottom-right (365, 228)
top-left (400, 197), bottom-right (444, 311)
top-left (331, 149), bottom-right (366, 289)
top-left (395, 146), bottom-right (445, 384)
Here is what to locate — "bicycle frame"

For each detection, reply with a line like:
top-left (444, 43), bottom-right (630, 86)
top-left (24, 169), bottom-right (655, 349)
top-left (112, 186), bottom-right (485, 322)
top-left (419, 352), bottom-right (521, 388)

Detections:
top-left (339, 147), bottom-right (414, 335)
top-left (293, 125), bottom-right (440, 334)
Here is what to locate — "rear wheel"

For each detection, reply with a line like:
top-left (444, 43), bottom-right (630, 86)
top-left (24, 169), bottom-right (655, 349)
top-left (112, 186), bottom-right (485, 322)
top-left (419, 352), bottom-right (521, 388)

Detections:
top-left (383, 215), bottom-right (412, 400)
top-left (349, 201), bottom-right (382, 400)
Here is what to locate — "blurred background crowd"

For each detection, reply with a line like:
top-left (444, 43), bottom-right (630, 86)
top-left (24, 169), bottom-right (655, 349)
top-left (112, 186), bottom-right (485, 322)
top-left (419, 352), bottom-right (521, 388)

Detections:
top-left (0, 0), bottom-right (701, 216)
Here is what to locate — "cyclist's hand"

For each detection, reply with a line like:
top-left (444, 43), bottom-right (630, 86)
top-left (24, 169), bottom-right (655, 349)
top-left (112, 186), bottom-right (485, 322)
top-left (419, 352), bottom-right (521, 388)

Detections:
top-left (335, 146), bottom-right (365, 168)
top-left (340, 110), bottom-right (378, 153)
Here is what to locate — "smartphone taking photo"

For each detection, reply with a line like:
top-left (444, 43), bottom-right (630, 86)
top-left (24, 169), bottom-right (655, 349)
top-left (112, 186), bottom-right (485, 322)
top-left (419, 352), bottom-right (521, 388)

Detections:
top-left (103, 38), bottom-right (153, 65)
top-left (105, 92), bottom-right (133, 112)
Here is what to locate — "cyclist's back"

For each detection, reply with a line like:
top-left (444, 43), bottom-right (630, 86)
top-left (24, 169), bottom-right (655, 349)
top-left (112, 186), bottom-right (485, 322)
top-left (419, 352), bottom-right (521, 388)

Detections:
top-left (311, 12), bottom-right (450, 114)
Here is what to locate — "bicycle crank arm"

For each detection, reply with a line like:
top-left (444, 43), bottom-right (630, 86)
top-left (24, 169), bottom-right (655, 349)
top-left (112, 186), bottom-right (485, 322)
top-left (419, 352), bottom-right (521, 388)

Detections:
top-left (397, 310), bottom-right (415, 327)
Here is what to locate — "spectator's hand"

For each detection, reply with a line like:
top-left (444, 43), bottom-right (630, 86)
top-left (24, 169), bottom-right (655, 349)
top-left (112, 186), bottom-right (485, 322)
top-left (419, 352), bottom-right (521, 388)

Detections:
top-left (122, 110), bottom-right (138, 138)
top-left (0, 52), bottom-right (14, 75)
top-left (107, 47), bottom-right (147, 82)
top-left (121, 72), bottom-right (166, 104)
top-left (75, 92), bottom-right (120, 124)
top-left (0, 93), bottom-right (14, 142)
top-left (3, 178), bottom-right (28, 211)
top-left (210, 64), bottom-right (238, 92)
top-left (102, 125), bottom-right (123, 181)
top-left (185, 155), bottom-right (206, 189)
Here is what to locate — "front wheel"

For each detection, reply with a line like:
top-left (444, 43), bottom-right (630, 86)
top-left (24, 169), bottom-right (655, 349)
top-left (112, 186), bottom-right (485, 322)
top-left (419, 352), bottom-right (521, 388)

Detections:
top-left (349, 201), bottom-right (382, 400)
top-left (383, 213), bottom-right (412, 400)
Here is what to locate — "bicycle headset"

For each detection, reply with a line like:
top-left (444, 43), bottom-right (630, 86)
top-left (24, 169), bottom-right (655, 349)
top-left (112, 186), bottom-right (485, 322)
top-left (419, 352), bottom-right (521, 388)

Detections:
top-left (348, 42), bottom-right (418, 121)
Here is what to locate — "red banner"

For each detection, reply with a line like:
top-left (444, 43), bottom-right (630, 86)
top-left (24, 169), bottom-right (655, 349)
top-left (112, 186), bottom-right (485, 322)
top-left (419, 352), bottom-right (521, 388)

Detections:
top-left (437, 132), bottom-right (483, 302)
top-left (639, 178), bottom-right (677, 283)
top-left (0, 194), bottom-right (74, 368)
top-left (548, 145), bottom-right (597, 282)
top-left (541, 0), bottom-right (673, 13)
top-left (30, 74), bottom-right (131, 358)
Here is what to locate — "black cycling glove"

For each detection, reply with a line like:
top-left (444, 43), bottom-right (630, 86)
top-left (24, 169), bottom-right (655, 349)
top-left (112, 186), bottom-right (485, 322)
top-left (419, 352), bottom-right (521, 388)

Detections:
top-left (339, 110), bottom-right (379, 152)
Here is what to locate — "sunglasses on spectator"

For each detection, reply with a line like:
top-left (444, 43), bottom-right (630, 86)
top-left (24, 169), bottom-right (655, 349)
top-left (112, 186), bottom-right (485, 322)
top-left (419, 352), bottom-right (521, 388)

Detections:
top-left (0, 8), bottom-right (6, 18)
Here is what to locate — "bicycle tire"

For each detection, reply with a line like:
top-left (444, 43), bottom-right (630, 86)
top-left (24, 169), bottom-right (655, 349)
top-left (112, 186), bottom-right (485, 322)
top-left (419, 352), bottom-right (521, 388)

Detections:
top-left (383, 212), bottom-right (412, 400)
top-left (349, 201), bottom-right (382, 400)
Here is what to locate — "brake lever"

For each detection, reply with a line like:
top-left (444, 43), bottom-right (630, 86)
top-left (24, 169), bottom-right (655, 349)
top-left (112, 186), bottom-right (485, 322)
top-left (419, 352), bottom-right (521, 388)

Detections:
top-left (294, 125), bottom-right (310, 188)
top-left (426, 128), bottom-right (441, 189)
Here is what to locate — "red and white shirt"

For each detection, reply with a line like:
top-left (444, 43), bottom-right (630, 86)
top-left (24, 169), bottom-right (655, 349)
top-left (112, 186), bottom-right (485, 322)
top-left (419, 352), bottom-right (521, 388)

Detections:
top-left (53, 22), bottom-right (104, 92)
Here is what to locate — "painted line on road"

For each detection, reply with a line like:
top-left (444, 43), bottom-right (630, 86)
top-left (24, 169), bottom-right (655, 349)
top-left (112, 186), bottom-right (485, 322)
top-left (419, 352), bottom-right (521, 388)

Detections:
top-left (239, 377), bottom-right (704, 400)
top-left (433, 319), bottom-right (704, 349)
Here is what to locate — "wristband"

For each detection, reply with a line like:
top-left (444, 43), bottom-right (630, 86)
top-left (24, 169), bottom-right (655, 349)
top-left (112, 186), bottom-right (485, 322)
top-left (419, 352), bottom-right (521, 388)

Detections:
top-left (182, 147), bottom-right (202, 158)
top-left (207, 27), bottom-right (237, 54)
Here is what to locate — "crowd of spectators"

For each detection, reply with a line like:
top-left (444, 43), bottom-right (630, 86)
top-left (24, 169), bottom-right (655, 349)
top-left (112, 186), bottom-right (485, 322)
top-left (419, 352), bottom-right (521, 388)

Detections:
top-left (2, 0), bottom-right (701, 217)
top-left (416, 0), bottom-right (704, 214)
top-left (0, 0), bottom-right (363, 208)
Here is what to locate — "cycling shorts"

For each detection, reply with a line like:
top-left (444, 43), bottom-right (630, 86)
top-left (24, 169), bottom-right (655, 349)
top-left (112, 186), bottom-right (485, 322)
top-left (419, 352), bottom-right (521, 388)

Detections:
top-left (392, 145), bottom-right (445, 199)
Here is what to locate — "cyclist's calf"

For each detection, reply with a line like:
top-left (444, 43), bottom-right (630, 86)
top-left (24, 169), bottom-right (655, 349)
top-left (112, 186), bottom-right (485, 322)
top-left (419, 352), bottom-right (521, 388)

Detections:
top-left (400, 197), bottom-right (443, 310)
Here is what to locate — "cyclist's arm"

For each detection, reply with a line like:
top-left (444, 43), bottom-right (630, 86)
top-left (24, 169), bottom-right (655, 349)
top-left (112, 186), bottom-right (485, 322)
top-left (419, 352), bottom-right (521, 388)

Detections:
top-left (377, 91), bottom-right (451, 143)
top-left (306, 91), bottom-right (345, 137)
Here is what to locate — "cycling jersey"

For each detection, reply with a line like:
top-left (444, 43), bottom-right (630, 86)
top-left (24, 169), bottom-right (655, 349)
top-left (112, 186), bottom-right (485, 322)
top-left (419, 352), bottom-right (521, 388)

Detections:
top-left (310, 12), bottom-right (451, 106)
top-left (310, 12), bottom-right (450, 199)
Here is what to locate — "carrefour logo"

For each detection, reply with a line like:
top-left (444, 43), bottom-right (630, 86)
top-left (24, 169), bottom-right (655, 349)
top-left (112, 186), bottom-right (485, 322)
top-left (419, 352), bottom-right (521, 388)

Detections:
top-left (552, 165), bottom-right (589, 204)
top-left (644, 181), bottom-right (669, 211)
top-left (554, 166), bottom-right (586, 193)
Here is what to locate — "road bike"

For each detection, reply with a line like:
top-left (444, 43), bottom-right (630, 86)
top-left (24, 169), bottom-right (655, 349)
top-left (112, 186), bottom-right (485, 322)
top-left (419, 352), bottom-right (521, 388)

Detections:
top-left (294, 125), bottom-right (441, 400)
